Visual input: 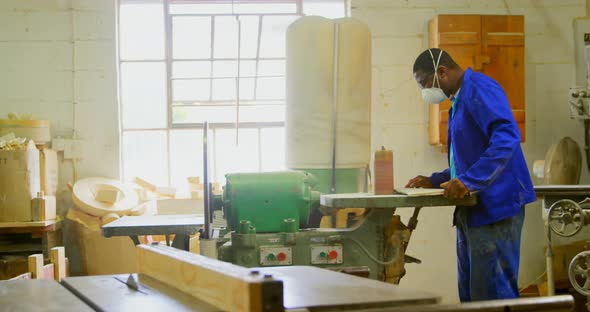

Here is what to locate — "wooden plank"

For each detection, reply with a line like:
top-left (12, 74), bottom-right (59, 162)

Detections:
top-left (50, 246), bottom-right (66, 281)
top-left (0, 243), bottom-right (42, 253)
top-left (28, 254), bottom-right (43, 279)
top-left (439, 32), bottom-right (479, 45)
top-left (395, 188), bottom-right (445, 196)
top-left (486, 32), bottom-right (524, 46)
top-left (137, 244), bottom-right (283, 312)
top-left (0, 220), bottom-right (56, 228)
top-left (43, 263), bottom-right (55, 280)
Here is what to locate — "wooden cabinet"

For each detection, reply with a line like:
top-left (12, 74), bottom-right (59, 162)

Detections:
top-left (428, 15), bottom-right (525, 146)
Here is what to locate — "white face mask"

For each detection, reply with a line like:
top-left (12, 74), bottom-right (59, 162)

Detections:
top-left (421, 49), bottom-right (448, 104)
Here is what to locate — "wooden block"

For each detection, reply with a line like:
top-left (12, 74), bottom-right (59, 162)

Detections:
top-left (137, 244), bottom-right (283, 312)
top-left (43, 264), bottom-right (55, 280)
top-left (95, 188), bottom-right (121, 204)
top-left (135, 177), bottom-right (157, 192)
top-left (187, 176), bottom-right (200, 185)
top-left (100, 213), bottom-right (120, 225)
top-left (50, 246), bottom-right (66, 281)
top-left (374, 148), bottom-right (394, 195)
top-left (28, 254), bottom-right (43, 279)
top-left (41, 196), bottom-right (56, 221)
top-left (155, 186), bottom-right (176, 198)
top-left (32, 195), bottom-right (57, 221)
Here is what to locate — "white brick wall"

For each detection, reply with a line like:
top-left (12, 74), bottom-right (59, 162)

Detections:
top-left (0, 0), bottom-right (119, 213)
top-left (354, 0), bottom-right (586, 303)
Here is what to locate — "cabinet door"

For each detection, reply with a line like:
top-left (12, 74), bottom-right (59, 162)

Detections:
top-left (481, 15), bottom-right (525, 141)
top-left (429, 15), bottom-right (481, 145)
top-left (428, 14), bottom-right (525, 146)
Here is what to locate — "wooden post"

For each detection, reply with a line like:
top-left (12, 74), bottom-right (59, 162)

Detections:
top-left (28, 254), bottom-right (43, 279)
top-left (50, 247), bottom-right (66, 281)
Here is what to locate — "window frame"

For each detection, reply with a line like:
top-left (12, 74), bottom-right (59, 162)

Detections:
top-left (117, 0), bottom-right (348, 185)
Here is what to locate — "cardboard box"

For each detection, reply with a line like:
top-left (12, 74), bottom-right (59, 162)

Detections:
top-left (65, 207), bottom-right (137, 276)
top-left (40, 149), bottom-right (58, 196)
top-left (0, 141), bottom-right (40, 222)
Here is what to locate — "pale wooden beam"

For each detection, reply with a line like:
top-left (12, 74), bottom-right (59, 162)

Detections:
top-left (137, 244), bottom-right (283, 312)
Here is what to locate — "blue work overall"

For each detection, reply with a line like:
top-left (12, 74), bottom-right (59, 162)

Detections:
top-left (429, 68), bottom-right (536, 301)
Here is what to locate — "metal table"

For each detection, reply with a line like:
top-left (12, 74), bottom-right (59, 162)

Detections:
top-left (102, 214), bottom-right (204, 251)
top-left (60, 266), bottom-right (439, 311)
top-left (61, 274), bottom-right (217, 312)
top-left (0, 279), bottom-right (93, 311)
top-left (534, 185), bottom-right (590, 297)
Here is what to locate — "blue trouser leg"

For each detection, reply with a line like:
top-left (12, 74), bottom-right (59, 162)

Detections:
top-left (456, 221), bottom-right (471, 301)
top-left (455, 207), bottom-right (525, 302)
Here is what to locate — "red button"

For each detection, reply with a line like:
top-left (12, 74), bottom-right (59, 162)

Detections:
top-left (277, 252), bottom-right (287, 261)
top-left (328, 250), bottom-right (338, 260)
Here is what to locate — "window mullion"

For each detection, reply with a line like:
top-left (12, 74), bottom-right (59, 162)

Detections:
top-left (257, 127), bottom-right (262, 172)
top-left (209, 16), bottom-right (215, 102)
top-left (254, 15), bottom-right (262, 101)
top-left (164, 0), bottom-right (174, 186)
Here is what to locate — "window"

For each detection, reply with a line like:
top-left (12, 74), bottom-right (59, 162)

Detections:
top-left (118, 0), bottom-right (346, 187)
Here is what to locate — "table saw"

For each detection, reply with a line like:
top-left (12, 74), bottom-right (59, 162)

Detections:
top-left (0, 244), bottom-right (575, 312)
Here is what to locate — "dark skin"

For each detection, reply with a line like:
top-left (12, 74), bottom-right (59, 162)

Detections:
top-left (405, 64), bottom-right (470, 200)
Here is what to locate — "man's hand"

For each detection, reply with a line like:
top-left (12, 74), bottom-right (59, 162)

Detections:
top-left (440, 178), bottom-right (469, 199)
top-left (405, 175), bottom-right (434, 188)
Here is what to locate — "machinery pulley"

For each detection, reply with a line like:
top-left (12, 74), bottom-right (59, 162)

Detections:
top-left (569, 250), bottom-right (590, 296)
top-left (548, 199), bottom-right (585, 237)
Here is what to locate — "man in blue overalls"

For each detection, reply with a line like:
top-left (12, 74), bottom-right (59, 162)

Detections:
top-left (405, 48), bottom-right (536, 301)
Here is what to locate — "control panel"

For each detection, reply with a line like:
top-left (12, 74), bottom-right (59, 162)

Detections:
top-left (311, 245), bottom-right (343, 264)
top-left (259, 247), bottom-right (292, 266)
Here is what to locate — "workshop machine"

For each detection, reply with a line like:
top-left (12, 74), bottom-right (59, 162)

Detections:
top-left (534, 18), bottom-right (590, 306)
top-left (199, 169), bottom-right (477, 284)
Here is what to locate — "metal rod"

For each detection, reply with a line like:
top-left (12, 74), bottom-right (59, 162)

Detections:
top-left (203, 122), bottom-right (211, 239)
top-left (235, 12), bottom-right (242, 145)
top-left (330, 23), bottom-right (340, 194)
top-left (545, 213), bottom-right (556, 296)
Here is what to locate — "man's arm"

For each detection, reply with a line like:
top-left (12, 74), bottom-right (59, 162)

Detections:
top-left (457, 83), bottom-right (520, 192)
top-left (429, 168), bottom-right (450, 188)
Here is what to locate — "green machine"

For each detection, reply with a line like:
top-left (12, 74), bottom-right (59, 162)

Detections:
top-left (207, 170), bottom-right (477, 283)
top-left (221, 171), bottom-right (321, 233)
